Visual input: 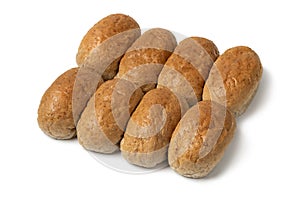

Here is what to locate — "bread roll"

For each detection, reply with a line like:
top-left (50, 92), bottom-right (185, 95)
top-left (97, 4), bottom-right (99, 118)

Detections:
top-left (120, 88), bottom-right (182, 168)
top-left (38, 68), bottom-right (78, 139)
top-left (168, 100), bottom-right (236, 178)
top-left (76, 13), bottom-right (140, 80)
top-left (77, 78), bottom-right (143, 153)
top-left (158, 37), bottom-right (219, 107)
top-left (202, 46), bottom-right (263, 117)
top-left (117, 28), bottom-right (177, 93)
top-left (73, 14), bottom-right (141, 124)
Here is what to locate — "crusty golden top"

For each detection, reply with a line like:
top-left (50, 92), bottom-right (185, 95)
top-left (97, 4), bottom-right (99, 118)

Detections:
top-left (203, 46), bottom-right (262, 116)
top-left (171, 37), bottom-right (219, 80)
top-left (117, 28), bottom-right (177, 92)
top-left (95, 79), bottom-right (120, 144)
top-left (76, 14), bottom-right (140, 65)
top-left (191, 37), bottom-right (219, 62)
top-left (118, 49), bottom-right (172, 76)
top-left (127, 28), bottom-right (177, 52)
top-left (38, 68), bottom-right (78, 139)
top-left (94, 78), bottom-right (143, 144)
top-left (168, 100), bottom-right (236, 173)
top-left (158, 37), bottom-right (219, 106)
top-left (121, 88), bottom-right (181, 153)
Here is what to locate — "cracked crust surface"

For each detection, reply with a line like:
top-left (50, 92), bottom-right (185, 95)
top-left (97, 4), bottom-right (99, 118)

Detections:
top-left (203, 46), bottom-right (263, 117)
top-left (38, 68), bottom-right (78, 139)
top-left (168, 100), bottom-right (236, 178)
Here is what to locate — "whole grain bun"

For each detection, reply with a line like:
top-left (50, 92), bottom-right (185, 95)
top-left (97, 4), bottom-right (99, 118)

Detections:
top-left (120, 88), bottom-right (182, 168)
top-left (168, 100), bottom-right (236, 178)
top-left (37, 68), bottom-right (78, 139)
top-left (76, 13), bottom-right (141, 80)
top-left (202, 46), bottom-right (263, 117)
top-left (158, 37), bottom-right (219, 107)
top-left (117, 28), bottom-right (177, 93)
top-left (77, 78), bottom-right (143, 153)
top-left (73, 14), bottom-right (141, 124)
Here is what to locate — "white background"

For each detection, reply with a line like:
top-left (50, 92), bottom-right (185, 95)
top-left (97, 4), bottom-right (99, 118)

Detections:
top-left (1, 0), bottom-right (299, 199)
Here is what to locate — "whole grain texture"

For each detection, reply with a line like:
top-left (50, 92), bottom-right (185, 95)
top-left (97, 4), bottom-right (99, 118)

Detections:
top-left (73, 14), bottom-right (141, 124)
top-left (120, 88), bottom-right (182, 168)
top-left (38, 68), bottom-right (78, 139)
top-left (158, 37), bottom-right (219, 107)
top-left (117, 28), bottom-right (177, 93)
top-left (168, 100), bottom-right (236, 178)
top-left (202, 46), bottom-right (263, 117)
top-left (77, 78), bottom-right (143, 153)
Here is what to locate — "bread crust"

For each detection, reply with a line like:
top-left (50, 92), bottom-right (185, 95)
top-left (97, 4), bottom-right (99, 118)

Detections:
top-left (203, 46), bottom-right (263, 117)
top-left (76, 14), bottom-right (140, 80)
top-left (38, 68), bottom-right (78, 139)
top-left (73, 14), bottom-right (141, 124)
top-left (120, 88), bottom-right (181, 168)
top-left (77, 78), bottom-right (143, 153)
top-left (117, 28), bottom-right (177, 93)
top-left (158, 37), bottom-right (219, 107)
top-left (168, 100), bottom-right (236, 178)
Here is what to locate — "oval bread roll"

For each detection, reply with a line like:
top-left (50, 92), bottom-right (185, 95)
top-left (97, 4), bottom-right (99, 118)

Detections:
top-left (77, 78), bottom-right (143, 153)
top-left (168, 100), bottom-right (236, 178)
top-left (38, 68), bottom-right (78, 139)
top-left (73, 14), bottom-right (141, 124)
top-left (120, 88), bottom-right (182, 168)
top-left (202, 46), bottom-right (263, 117)
top-left (117, 28), bottom-right (177, 93)
top-left (76, 13), bottom-right (141, 80)
top-left (158, 37), bottom-right (219, 107)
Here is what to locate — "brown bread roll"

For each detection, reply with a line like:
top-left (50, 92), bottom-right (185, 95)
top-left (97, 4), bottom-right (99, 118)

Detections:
top-left (37, 68), bottom-right (78, 139)
top-left (202, 46), bottom-right (263, 117)
top-left (77, 78), bottom-right (143, 153)
top-left (76, 13), bottom-right (141, 80)
top-left (120, 88), bottom-right (182, 168)
top-left (73, 14), bottom-right (141, 124)
top-left (117, 28), bottom-right (177, 93)
top-left (158, 37), bottom-right (219, 107)
top-left (168, 100), bottom-right (236, 178)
